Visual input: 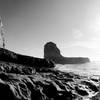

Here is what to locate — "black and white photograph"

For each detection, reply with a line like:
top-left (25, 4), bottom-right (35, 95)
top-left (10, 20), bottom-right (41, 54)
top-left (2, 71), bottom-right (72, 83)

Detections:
top-left (0, 0), bottom-right (100, 100)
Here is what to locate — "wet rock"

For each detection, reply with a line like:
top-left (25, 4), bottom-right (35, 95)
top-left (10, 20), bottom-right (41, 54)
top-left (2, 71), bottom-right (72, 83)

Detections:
top-left (0, 61), bottom-right (99, 100)
top-left (81, 81), bottom-right (98, 92)
top-left (0, 48), bottom-right (98, 100)
top-left (0, 82), bottom-right (16, 100)
top-left (75, 86), bottom-right (89, 96)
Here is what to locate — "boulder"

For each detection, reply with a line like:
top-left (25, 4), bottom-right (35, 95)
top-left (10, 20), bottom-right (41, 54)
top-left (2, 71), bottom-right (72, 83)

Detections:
top-left (44, 42), bottom-right (90, 64)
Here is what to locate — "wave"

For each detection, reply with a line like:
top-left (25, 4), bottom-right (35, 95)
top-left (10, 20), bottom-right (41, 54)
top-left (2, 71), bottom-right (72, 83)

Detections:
top-left (54, 61), bottom-right (100, 75)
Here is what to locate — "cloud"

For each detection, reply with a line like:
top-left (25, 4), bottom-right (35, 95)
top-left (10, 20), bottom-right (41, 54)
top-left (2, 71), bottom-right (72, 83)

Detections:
top-left (71, 27), bottom-right (100, 50)
top-left (71, 37), bottom-right (100, 51)
top-left (72, 28), bottom-right (83, 40)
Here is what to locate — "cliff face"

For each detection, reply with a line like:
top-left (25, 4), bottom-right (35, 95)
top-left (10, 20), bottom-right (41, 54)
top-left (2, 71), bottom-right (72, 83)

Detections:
top-left (44, 42), bottom-right (90, 64)
top-left (0, 48), bottom-right (54, 68)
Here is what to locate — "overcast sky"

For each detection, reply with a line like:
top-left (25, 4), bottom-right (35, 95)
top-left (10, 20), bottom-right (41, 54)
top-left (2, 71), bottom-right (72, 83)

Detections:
top-left (0, 0), bottom-right (100, 61)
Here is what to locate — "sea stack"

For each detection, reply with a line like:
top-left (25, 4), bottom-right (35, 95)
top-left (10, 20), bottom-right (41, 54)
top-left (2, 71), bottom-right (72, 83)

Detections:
top-left (44, 42), bottom-right (90, 64)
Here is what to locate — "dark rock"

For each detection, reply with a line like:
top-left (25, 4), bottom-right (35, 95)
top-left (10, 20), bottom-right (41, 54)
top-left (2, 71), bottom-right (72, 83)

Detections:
top-left (0, 82), bottom-right (16, 100)
top-left (75, 86), bottom-right (89, 96)
top-left (0, 61), bottom-right (99, 100)
top-left (0, 44), bottom-right (98, 100)
top-left (81, 81), bottom-right (98, 92)
top-left (0, 63), bottom-right (99, 100)
top-left (0, 48), bottom-right (54, 68)
top-left (44, 42), bottom-right (90, 64)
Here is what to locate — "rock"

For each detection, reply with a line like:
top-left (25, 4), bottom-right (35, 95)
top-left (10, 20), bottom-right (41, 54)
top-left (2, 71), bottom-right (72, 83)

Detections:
top-left (0, 81), bottom-right (16, 100)
top-left (44, 42), bottom-right (90, 64)
top-left (0, 62), bottom-right (99, 100)
top-left (0, 48), bottom-right (54, 68)
top-left (0, 43), bottom-right (98, 100)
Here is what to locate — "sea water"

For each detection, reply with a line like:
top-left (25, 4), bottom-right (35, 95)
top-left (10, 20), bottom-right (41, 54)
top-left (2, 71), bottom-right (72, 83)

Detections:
top-left (55, 61), bottom-right (100, 75)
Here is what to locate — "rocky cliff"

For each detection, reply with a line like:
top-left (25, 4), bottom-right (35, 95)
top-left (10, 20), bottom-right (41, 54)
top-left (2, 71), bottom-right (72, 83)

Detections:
top-left (0, 48), bottom-right (54, 69)
top-left (0, 48), bottom-right (99, 100)
top-left (44, 42), bottom-right (90, 64)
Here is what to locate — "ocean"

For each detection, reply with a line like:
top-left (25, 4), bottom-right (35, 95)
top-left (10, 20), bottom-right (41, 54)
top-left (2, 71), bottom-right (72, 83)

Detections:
top-left (55, 61), bottom-right (100, 75)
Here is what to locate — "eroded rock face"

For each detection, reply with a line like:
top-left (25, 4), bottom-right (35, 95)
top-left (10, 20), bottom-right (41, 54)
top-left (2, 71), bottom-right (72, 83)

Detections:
top-left (44, 42), bottom-right (90, 64)
top-left (44, 42), bottom-right (62, 58)
top-left (0, 61), bottom-right (99, 100)
top-left (0, 48), bottom-right (54, 68)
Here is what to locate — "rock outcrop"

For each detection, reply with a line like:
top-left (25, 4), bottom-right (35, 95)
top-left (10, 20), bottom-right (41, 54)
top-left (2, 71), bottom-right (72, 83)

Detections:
top-left (44, 42), bottom-right (90, 64)
top-left (0, 48), bottom-right (98, 100)
top-left (0, 48), bottom-right (54, 68)
top-left (0, 61), bottom-right (99, 100)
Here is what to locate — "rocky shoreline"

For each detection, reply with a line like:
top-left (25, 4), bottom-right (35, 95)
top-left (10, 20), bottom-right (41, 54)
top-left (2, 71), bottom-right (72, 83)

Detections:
top-left (0, 48), bottom-right (99, 100)
top-left (0, 61), bottom-right (99, 100)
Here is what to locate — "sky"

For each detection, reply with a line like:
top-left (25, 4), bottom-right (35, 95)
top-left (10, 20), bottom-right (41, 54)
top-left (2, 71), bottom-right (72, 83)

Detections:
top-left (0, 0), bottom-right (100, 61)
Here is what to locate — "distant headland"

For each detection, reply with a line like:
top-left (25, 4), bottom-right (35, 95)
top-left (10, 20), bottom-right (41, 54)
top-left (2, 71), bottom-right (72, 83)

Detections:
top-left (44, 42), bottom-right (90, 64)
top-left (0, 42), bottom-right (90, 67)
